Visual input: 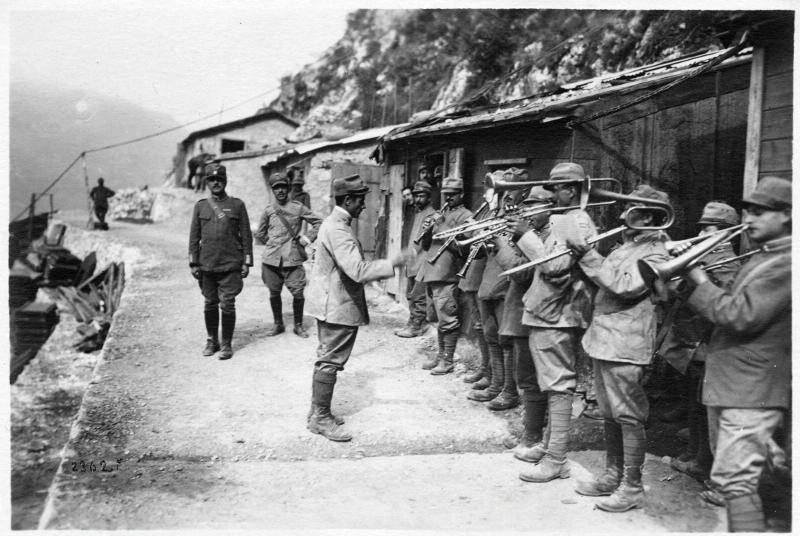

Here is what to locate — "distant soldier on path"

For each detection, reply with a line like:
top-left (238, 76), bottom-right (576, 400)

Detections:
top-left (188, 163), bottom-right (253, 360)
top-left (89, 177), bottom-right (116, 230)
top-left (305, 174), bottom-right (412, 442)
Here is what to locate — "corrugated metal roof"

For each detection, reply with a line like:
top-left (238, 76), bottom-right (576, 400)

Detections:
top-left (382, 46), bottom-right (752, 142)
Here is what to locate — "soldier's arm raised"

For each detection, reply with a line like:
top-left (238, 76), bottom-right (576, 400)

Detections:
top-left (329, 226), bottom-right (395, 283)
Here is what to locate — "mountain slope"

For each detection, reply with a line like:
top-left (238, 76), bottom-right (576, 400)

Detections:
top-left (10, 79), bottom-right (186, 218)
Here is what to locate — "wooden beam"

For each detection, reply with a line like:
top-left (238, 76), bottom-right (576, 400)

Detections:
top-left (743, 47), bottom-right (765, 197)
top-left (483, 158), bottom-right (528, 166)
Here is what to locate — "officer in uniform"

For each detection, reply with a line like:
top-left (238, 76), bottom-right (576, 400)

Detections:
top-left (188, 163), bottom-right (253, 360)
top-left (500, 186), bottom-right (556, 456)
top-left (288, 168), bottom-right (311, 208)
top-left (417, 177), bottom-right (473, 375)
top-left (567, 185), bottom-right (671, 512)
top-left (256, 173), bottom-right (322, 338)
top-left (514, 162), bottom-right (597, 482)
top-left (305, 174), bottom-right (412, 442)
top-left (395, 180), bottom-right (436, 338)
top-left (683, 177), bottom-right (791, 532)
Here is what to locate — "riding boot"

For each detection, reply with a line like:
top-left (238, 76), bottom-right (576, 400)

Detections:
top-left (467, 344), bottom-right (503, 401)
top-left (464, 331), bottom-right (490, 383)
top-left (202, 309), bottom-right (220, 356)
top-left (726, 494), bottom-right (766, 532)
top-left (488, 346), bottom-right (520, 410)
top-left (306, 377), bottom-right (344, 425)
top-left (518, 393), bottom-right (573, 482)
top-left (307, 370), bottom-right (351, 442)
top-left (422, 329), bottom-right (443, 369)
top-left (576, 420), bottom-right (624, 496)
top-left (219, 311), bottom-right (235, 360)
top-left (431, 330), bottom-right (457, 375)
top-left (292, 297), bottom-right (309, 338)
top-left (512, 392), bottom-right (548, 462)
top-left (266, 296), bottom-right (285, 336)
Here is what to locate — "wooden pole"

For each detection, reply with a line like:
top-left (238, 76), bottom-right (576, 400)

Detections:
top-left (741, 47), bottom-right (765, 253)
top-left (28, 193), bottom-right (35, 243)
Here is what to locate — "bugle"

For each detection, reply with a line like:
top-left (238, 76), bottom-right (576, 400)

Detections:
top-left (637, 224), bottom-right (749, 287)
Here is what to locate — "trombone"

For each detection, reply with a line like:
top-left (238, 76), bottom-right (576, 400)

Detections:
top-left (637, 224), bottom-right (749, 287)
top-left (498, 205), bottom-right (673, 277)
top-left (668, 234), bottom-right (791, 280)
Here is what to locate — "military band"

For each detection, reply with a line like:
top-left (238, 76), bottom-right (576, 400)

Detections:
top-left (188, 161), bottom-right (790, 531)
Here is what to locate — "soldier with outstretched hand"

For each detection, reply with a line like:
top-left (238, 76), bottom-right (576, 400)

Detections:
top-left (188, 163), bottom-right (253, 360)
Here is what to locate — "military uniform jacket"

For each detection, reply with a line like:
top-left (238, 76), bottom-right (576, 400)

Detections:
top-left (518, 210), bottom-right (597, 329)
top-left (688, 238), bottom-right (791, 409)
top-left (493, 228), bottom-right (546, 338)
top-left (255, 201), bottom-right (321, 268)
top-left (579, 231), bottom-right (670, 364)
top-left (418, 204), bottom-right (473, 283)
top-left (90, 185), bottom-right (116, 208)
top-left (407, 204), bottom-right (437, 278)
top-left (477, 251), bottom-right (508, 300)
top-left (305, 207), bottom-right (396, 327)
top-left (189, 195), bottom-right (253, 272)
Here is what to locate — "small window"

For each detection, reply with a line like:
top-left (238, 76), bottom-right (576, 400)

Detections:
top-left (221, 139), bottom-right (245, 153)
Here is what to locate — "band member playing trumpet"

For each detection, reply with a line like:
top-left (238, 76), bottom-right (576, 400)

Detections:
top-left (498, 186), bottom-right (556, 456)
top-left (682, 177), bottom-right (791, 532)
top-left (514, 163), bottom-right (598, 483)
top-left (395, 180), bottom-right (436, 339)
top-left (417, 177), bottom-right (472, 375)
top-left (567, 185), bottom-right (672, 512)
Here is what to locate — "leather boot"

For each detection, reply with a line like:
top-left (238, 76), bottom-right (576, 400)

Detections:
top-left (464, 331), bottom-right (491, 383)
top-left (307, 372), bottom-right (351, 442)
top-left (467, 344), bottom-right (503, 401)
top-left (266, 296), bottom-right (285, 336)
top-left (204, 308), bottom-right (219, 340)
top-left (422, 329), bottom-right (444, 369)
top-left (292, 298), bottom-right (309, 338)
top-left (431, 330), bottom-right (458, 375)
top-left (218, 311), bottom-right (235, 360)
top-left (576, 419), bottom-right (624, 495)
top-left (396, 317), bottom-right (427, 338)
top-left (726, 494), bottom-right (765, 532)
top-left (202, 337), bottom-right (220, 356)
top-left (596, 465), bottom-right (645, 512)
top-left (488, 347), bottom-right (520, 410)
top-left (513, 394), bottom-right (548, 462)
top-left (307, 404), bottom-right (345, 426)
top-left (519, 454), bottom-right (571, 482)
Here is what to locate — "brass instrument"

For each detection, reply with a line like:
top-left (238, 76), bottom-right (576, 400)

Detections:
top-left (637, 224), bottom-right (750, 287)
top-left (483, 173), bottom-right (623, 201)
top-left (663, 226), bottom-right (744, 256)
top-left (498, 204), bottom-right (673, 277)
top-left (668, 234), bottom-right (792, 279)
top-left (413, 199), bottom-right (452, 245)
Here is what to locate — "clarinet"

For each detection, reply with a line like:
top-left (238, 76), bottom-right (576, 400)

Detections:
top-left (456, 242), bottom-right (485, 278)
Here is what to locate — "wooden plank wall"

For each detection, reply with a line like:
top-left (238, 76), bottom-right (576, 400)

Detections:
top-left (759, 41), bottom-right (793, 180)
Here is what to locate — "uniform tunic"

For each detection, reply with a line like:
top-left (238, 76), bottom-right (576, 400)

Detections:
top-left (189, 195), bottom-right (253, 272)
top-left (255, 201), bottom-right (321, 268)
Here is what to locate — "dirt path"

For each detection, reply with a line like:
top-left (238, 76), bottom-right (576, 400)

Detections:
top-left (34, 201), bottom-right (725, 532)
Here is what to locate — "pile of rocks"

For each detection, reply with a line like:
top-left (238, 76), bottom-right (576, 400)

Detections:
top-left (108, 187), bottom-right (156, 222)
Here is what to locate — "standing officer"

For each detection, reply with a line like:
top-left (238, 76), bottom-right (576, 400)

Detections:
top-left (683, 177), bottom-right (791, 532)
top-left (567, 185), bottom-right (671, 512)
top-left (305, 174), bottom-right (412, 442)
top-left (256, 173), bottom-right (322, 338)
top-left (188, 163), bottom-right (253, 360)
top-left (89, 177), bottom-right (116, 230)
top-left (395, 180), bottom-right (436, 338)
top-left (288, 168), bottom-right (312, 208)
top-left (417, 177), bottom-right (473, 375)
top-left (515, 163), bottom-right (597, 482)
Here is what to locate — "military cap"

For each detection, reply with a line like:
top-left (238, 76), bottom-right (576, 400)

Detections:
top-left (698, 201), bottom-right (739, 227)
top-left (269, 172), bottom-right (290, 188)
top-left (290, 170), bottom-right (305, 186)
top-left (522, 186), bottom-right (555, 205)
top-left (743, 176), bottom-right (792, 210)
top-left (440, 177), bottom-right (464, 193)
top-left (549, 162), bottom-right (585, 183)
top-left (503, 167), bottom-right (530, 182)
top-left (333, 174), bottom-right (369, 197)
top-left (204, 163), bottom-right (227, 180)
top-left (630, 184), bottom-right (670, 205)
top-left (411, 180), bottom-right (433, 194)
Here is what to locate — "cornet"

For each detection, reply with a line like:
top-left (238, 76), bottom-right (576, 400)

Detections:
top-left (637, 224), bottom-right (749, 287)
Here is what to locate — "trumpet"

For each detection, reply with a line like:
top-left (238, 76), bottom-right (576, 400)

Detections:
top-left (498, 204), bottom-right (673, 277)
top-left (638, 224), bottom-right (750, 287)
top-left (413, 199), bottom-right (452, 245)
top-left (664, 226), bottom-right (744, 256)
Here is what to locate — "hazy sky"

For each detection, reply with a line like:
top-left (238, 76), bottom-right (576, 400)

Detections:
top-left (9, 2), bottom-right (351, 129)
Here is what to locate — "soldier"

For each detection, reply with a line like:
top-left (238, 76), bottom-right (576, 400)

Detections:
top-left (188, 163), bottom-right (253, 360)
top-left (256, 173), bottom-right (322, 338)
top-left (567, 185), bottom-right (671, 512)
top-left (89, 177), bottom-right (116, 230)
top-left (683, 177), bottom-right (791, 531)
top-left (288, 168), bottom-right (311, 208)
top-left (395, 180), bottom-right (436, 338)
top-left (514, 163), bottom-right (597, 483)
top-left (417, 177), bottom-right (473, 375)
top-left (305, 174), bottom-right (411, 442)
top-left (500, 186), bottom-right (556, 456)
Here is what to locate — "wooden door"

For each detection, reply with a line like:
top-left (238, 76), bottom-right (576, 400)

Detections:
top-left (386, 164), bottom-right (405, 299)
top-left (330, 163), bottom-right (383, 259)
